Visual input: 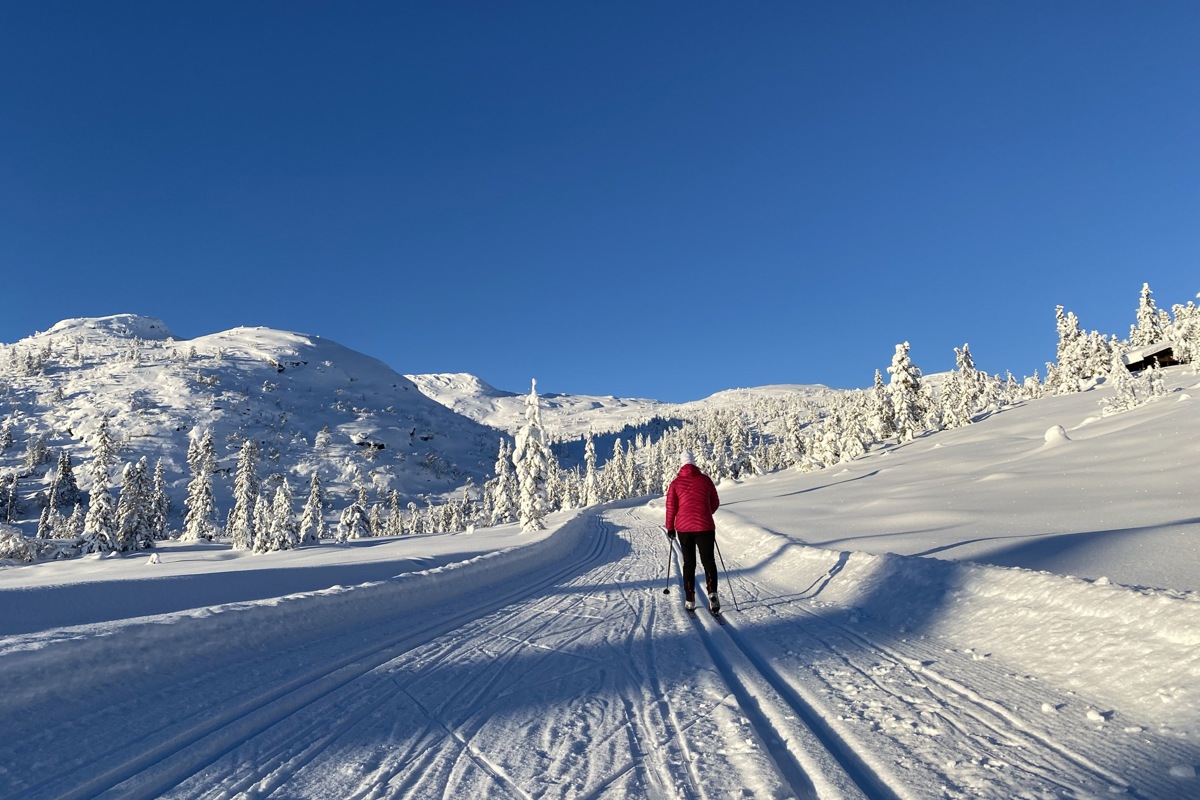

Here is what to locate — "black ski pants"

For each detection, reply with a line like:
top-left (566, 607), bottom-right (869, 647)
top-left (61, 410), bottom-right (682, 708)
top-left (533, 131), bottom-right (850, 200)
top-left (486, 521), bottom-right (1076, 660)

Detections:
top-left (678, 530), bottom-right (718, 600)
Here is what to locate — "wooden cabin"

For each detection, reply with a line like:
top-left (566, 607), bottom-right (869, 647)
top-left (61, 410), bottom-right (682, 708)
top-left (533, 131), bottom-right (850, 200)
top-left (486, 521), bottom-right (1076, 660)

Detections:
top-left (1121, 341), bottom-right (1179, 372)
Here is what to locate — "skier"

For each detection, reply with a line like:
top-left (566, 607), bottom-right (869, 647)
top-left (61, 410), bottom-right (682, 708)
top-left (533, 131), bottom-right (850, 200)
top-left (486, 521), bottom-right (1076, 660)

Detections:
top-left (665, 451), bottom-right (722, 612)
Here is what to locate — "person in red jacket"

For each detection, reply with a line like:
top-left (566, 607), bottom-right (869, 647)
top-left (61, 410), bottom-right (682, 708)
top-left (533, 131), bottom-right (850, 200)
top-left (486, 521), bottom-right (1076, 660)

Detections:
top-left (665, 451), bottom-right (721, 612)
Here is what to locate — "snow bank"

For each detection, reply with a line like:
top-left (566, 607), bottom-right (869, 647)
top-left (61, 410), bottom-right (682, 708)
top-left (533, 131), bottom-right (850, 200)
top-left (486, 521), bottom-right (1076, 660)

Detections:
top-left (0, 510), bottom-right (590, 707)
top-left (716, 508), bottom-right (1200, 736)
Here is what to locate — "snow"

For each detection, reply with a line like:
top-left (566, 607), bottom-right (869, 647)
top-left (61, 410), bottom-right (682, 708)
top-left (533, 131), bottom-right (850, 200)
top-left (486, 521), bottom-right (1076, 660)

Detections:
top-left (2, 315), bottom-right (500, 511)
top-left (406, 371), bottom-right (831, 439)
top-left (1, 365), bottom-right (1198, 797)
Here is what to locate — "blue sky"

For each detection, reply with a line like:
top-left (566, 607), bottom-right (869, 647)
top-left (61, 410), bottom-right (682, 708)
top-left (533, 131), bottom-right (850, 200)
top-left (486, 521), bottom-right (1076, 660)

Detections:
top-left (3, 2), bottom-right (1198, 403)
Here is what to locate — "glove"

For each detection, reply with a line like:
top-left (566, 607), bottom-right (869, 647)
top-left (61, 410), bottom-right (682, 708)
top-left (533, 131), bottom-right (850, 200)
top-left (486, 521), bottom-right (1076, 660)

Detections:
top-left (666, 529), bottom-right (676, 540)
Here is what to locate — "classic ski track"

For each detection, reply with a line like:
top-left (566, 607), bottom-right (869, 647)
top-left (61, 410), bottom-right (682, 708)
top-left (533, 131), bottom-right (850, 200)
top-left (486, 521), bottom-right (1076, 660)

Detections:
top-left (783, 602), bottom-right (1156, 798)
top-left (668, 546), bottom-right (878, 800)
top-left (18, 512), bottom-right (613, 800)
top-left (703, 534), bottom-right (1186, 800)
top-left (158, 508), bottom-right (655, 800)
top-left (609, 510), bottom-right (709, 800)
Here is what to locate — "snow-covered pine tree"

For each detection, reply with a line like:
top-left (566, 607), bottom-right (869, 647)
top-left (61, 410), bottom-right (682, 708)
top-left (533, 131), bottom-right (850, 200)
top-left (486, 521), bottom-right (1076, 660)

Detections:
top-left (1023, 369), bottom-right (1043, 399)
top-left (298, 472), bottom-right (325, 544)
top-left (115, 458), bottom-right (154, 552)
top-left (1169, 298), bottom-right (1200, 369)
top-left (512, 379), bottom-right (554, 531)
top-left (1146, 364), bottom-right (1168, 398)
top-left (1101, 351), bottom-right (1140, 416)
top-left (89, 417), bottom-right (118, 483)
top-left (273, 480), bottom-right (300, 549)
top-left (251, 489), bottom-right (273, 552)
top-left (66, 502), bottom-right (85, 539)
top-left (488, 438), bottom-right (518, 526)
top-left (181, 430), bottom-right (218, 542)
top-left (605, 439), bottom-right (629, 500)
top-left (867, 369), bottom-right (894, 440)
top-left (1130, 282), bottom-right (1163, 348)
top-left (149, 458), bottom-right (170, 540)
top-left (886, 342), bottom-right (925, 443)
top-left (336, 496), bottom-right (370, 542)
top-left (51, 450), bottom-right (82, 509)
top-left (36, 507), bottom-right (53, 539)
top-left (23, 433), bottom-right (50, 472)
top-left (80, 471), bottom-right (116, 554)
top-left (228, 439), bottom-right (261, 550)
top-left (3, 473), bottom-right (19, 523)
top-left (386, 489), bottom-right (404, 536)
top-left (406, 501), bottom-right (423, 534)
top-left (582, 434), bottom-right (601, 506)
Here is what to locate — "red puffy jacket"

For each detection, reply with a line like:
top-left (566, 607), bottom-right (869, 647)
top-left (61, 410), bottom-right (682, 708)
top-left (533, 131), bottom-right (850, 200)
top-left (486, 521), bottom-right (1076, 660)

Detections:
top-left (665, 464), bottom-right (720, 533)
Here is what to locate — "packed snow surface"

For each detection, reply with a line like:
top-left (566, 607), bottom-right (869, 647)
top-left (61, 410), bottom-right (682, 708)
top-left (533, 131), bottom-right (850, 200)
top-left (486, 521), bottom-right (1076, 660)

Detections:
top-left (1, 369), bottom-right (1199, 798)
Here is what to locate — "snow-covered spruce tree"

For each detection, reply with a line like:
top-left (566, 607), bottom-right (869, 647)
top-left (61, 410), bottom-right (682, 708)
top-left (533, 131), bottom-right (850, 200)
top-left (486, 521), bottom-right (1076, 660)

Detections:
top-left (941, 344), bottom-right (986, 429)
top-left (1146, 364), bottom-right (1168, 398)
top-left (227, 439), bottom-right (261, 550)
top-left (582, 434), bottom-right (601, 506)
top-left (251, 489), bottom-right (273, 551)
top-left (604, 439), bottom-right (631, 500)
top-left (298, 472), bottom-right (325, 544)
top-left (65, 502), bottom-right (85, 539)
top-left (406, 501), bottom-right (423, 535)
top-left (89, 416), bottom-right (118, 482)
top-left (3, 473), bottom-right (19, 523)
top-left (273, 482), bottom-right (300, 551)
top-left (384, 489), bottom-right (404, 536)
top-left (23, 433), bottom-right (50, 472)
top-left (0, 418), bottom-right (13, 453)
top-left (181, 430), bottom-right (218, 542)
top-left (1100, 351), bottom-right (1140, 416)
top-left (336, 496), bottom-right (370, 542)
top-left (149, 458), bottom-right (170, 540)
top-left (886, 341), bottom-right (925, 443)
top-left (80, 469), bottom-right (116, 554)
top-left (1130, 282), bottom-right (1164, 348)
top-left (867, 369), bottom-right (894, 440)
top-left (115, 458), bottom-right (154, 552)
top-left (254, 480), bottom-right (298, 553)
top-left (36, 507), bottom-right (54, 539)
top-left (1169, 297), bottom-right (1200, 368)
top-left (487, 438), bottom-right (518, 526)
top-left (50, 450), bottom-right (82, 509)
top-left (1023, 369), bottom-right (1044, 399)
top-left (511, 379), bottom-right (555, 531)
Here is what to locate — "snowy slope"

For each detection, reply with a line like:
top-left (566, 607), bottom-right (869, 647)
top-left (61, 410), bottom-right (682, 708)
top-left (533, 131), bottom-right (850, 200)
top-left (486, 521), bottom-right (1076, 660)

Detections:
top-left (405, 371), bottom-right (672, 438)
top-left (1, 365), bottom-right (1198, 798)
top-left (0, 315), bottom-right (502, 519)
top-left (407, 371), bottom-right (834, 439)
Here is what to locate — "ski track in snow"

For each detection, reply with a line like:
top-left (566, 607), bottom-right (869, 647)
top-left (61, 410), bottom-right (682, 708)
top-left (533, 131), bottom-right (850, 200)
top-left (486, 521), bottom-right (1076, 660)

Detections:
top-left (2, 504), bottom-right (1195, 799)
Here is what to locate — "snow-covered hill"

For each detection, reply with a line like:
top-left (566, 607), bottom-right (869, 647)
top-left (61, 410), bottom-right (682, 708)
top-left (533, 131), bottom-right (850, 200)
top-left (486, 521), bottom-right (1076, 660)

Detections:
top-left (407, 371), bottom-right (836, 439)
top-left (0, 315), bottom-right (502, 519)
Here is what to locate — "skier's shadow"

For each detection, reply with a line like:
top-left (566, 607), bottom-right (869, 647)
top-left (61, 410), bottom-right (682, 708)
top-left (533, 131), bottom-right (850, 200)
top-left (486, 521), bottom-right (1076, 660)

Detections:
top-left (796, 550), bottom-right (849, 599)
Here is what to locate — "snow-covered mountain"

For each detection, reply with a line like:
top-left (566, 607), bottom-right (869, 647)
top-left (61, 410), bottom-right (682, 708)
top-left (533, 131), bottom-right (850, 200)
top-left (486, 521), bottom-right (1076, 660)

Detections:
top-left (406, 371), bottom-right (836, 439)
top-left (0, 315), bottom-right (504, 517)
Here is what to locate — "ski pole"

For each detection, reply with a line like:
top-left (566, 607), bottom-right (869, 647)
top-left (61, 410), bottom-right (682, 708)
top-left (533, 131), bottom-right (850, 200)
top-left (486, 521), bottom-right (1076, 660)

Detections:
top-left (714, 537), bottom-right (740, 612)
top-left (662, 532), bottom-right (674, 595)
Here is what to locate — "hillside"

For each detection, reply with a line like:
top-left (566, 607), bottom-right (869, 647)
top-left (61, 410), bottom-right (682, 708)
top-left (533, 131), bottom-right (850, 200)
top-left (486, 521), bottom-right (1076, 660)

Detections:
top-left (0, 315), bottom-right (502, 521)
top-left (406, 372), bottom-right (837, 439)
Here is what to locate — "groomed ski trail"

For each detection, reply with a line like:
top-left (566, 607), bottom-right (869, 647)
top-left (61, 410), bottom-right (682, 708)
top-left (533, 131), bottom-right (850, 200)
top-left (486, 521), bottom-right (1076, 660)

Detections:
top-left (4, 502), bottom-right (1192, 799)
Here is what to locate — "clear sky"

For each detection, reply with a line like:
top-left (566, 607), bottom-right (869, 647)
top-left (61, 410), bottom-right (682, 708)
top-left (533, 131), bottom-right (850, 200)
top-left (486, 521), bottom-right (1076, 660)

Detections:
top-left (3, 2), bottom-right (1198, 402)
